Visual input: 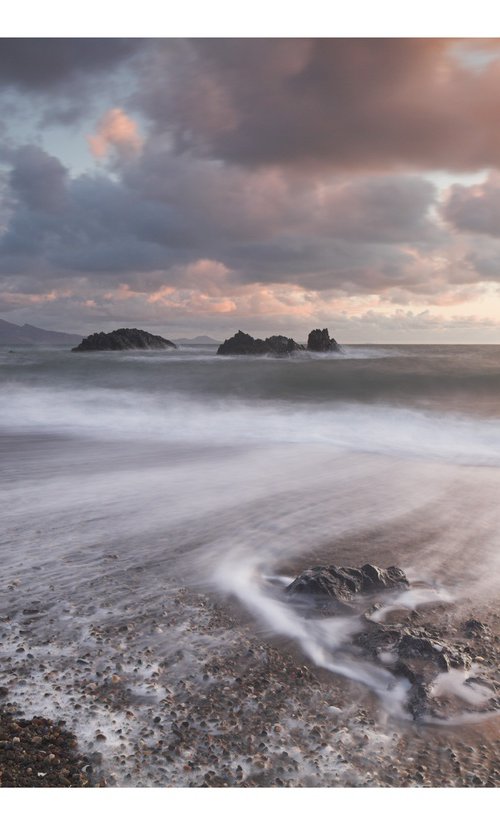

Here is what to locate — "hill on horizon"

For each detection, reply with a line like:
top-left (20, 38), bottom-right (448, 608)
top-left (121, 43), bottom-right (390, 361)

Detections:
top-left (0, 317), bottom-right (82, 347)
top-left (175, 335), bottom-right (221, 345)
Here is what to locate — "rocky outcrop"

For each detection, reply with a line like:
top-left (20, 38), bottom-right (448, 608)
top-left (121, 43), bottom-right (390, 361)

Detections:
top-left (463, 619), bottom-right (486, 638)
top-left (72, 328), bottom-right (177, 352)
top-left (306, 328), bottom-right (340, 352)
top-left (265, 335), bottom-right (304, 355)
top-left (354, 624), bottom-right (474, 720)
top-left (286, 564), bottom-right (409, 608)
top-left (217, 330), bottom-right (304, 356)
top-left (285, 563), bottom-right (498, 721)
top-left (217, 327), bottom-right (342, 356)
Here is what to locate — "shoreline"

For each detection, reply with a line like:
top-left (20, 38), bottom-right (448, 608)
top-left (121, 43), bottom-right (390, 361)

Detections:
top-left (2, 585), bottom-right (500, 788)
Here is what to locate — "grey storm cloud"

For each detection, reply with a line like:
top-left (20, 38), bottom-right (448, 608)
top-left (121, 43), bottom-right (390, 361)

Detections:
top-left (0, 39), bottom-right (148, 128)
top-left (9, 145), bottom-right (68, 211)
top-left (312, 176), bottom-right (439, 244)
top-left (126, 147), bottom-right (440, 244)
top-left (4, 39), bottom-right (500, 172)
top-left (134, 38), bottom-right (500, 173)
top-left (0, 39), bottom-right (144, 91)
top-left (0, 139), bottom-right (448, 298)
top-left (441, 175), bottom-right (500, 237)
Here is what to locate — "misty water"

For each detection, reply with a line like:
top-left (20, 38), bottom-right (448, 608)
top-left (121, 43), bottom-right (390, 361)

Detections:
top-left (2, 343), bottom-right (500, 784)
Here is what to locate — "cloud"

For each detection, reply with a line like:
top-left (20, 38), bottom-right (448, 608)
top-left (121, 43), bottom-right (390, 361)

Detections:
top-left (88, 108), bottom-right (143, 159)
top-left (441, 172), bottom-right (500, 236)
top-left (9, 145), bottom-right (68, 211)
top-left (0, 138), bottom-right (490, 323)
top-left (0, 39), bottom-right (149, 131)
top-left (0, 39), bottom-right (144, 91)
top-left (2, 39), bottom-right (500, 340)
top-left (135, 38), bottom-right (500, 173)
top-left (0, 142), bottom-right (448, 298)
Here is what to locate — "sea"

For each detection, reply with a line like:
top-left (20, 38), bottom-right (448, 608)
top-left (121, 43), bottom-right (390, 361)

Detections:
top-left (2, 343), bottom-right (500, 785)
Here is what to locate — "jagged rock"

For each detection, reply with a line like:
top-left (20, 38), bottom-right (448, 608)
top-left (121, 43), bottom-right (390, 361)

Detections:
top-left (72, 328), bottom-right (177, 352)
top-left (217, 331), bottom-right (259, 355)
top-left (352, 623), bottom-right (473, 719)
top-left (306, 328), bottom-right (339, 352)
top-left (217, 330), bottom-right (304, 356)
top-left (398, 632), bottom-right (471, 671)
top-left (391, 662), bottom-right (431, 720)
top-left (286, 564), bottom-right (409, 608)
top-left (265, 335), bottom-right (304, 355)
top-left (284, 562), bottom-right (487, 720)
top-left (463, 619), bottom-right (487, 638)
top-left (397, 634), bottom-right (450, 670)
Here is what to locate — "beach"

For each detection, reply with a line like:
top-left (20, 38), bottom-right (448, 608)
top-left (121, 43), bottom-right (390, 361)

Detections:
top-left (2, 343), bottom-right (500, 787)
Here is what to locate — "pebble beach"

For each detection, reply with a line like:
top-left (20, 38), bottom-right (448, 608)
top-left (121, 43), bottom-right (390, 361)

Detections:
top-left (2, 578), bottom-right (500, 789)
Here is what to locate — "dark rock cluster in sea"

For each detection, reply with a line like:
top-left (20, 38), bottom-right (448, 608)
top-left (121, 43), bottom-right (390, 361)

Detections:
top-left (306, 328), bottom-right (339, 352)
top-left (72, 328), bottom-right (177, 352)
top-left (217, 331), bottom-right (303, 356)
top-left (286, 563), bottom-right (500, 721)
top-left (217, 328), bottom-right (340, 356)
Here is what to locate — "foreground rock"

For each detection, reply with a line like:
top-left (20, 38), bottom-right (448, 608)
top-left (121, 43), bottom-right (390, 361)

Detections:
top-left (286, 564), bottom-right (409, 609)
top-left (307, 328), bottom-right (340, 352)
top-left (217, 330), bottom-right (304, 356)
top-left (354, 622), bottom-right (475, 720)
top-left (72, 328), bottom-right (177, 352)
top-left (285, 563), bottom-right (499, 721)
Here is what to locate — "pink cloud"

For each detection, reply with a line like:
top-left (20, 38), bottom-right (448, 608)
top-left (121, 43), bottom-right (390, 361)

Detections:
top-left (138, 39), bottom-right (500, 173)
top-left (88, 108), bottom-right (143, 159)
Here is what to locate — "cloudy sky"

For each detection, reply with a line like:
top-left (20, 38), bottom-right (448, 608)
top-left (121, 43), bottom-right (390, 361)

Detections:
top-left (3, 37), bottom-right (500, 341)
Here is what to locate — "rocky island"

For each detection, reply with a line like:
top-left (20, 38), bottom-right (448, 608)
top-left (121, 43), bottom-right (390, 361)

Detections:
top-left (71, 328), bottom-right (177, 352)
top-left (307, 328), bottom-right (340, 352)
top-left (217, 328), bottom-right (340, 356)
top-left (217, 331), bottom-right (304, 356)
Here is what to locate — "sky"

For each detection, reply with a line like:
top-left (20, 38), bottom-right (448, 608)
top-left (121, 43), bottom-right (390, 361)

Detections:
top-left (3, 36), bottom-right (500, 341)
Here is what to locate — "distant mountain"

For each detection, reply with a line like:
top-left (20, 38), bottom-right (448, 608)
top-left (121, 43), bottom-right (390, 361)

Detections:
top-left (175, 335), bottom-right (221, 345)
top-left (0, 318), bottom-right (82, 347)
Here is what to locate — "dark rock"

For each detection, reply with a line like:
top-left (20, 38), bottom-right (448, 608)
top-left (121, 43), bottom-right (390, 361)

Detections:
top-left (265, 335), bottom-right (304, 355)
top-left (356, 623), bottom-right (472, 673)
top-left (284, 560), bottom-right (488, 721)
top-left (463, 619), bottom-right (486, 638)
top-left (397, 633), bottom-right (450, 670)
top-left (286, 564), bottom-right (409, 608)
top-left (217, 330), bottom-right (260, 355)
top-left (406, 678), bottom-right (431, 721)
top-left (217, 330), bottom-right (304, 356)
top-left (72, 328), bottom-right (177, 352)
top-left (306, 328), bottom-right (339, 352)
top-left (352, 622), bottom-right (474, 719)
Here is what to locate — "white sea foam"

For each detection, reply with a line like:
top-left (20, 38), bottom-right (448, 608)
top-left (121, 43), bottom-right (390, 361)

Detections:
top-left (3, 384), bottom-right (500, 469)
top-left (368, 585), bottom-right (454, 623)
top-left (212, 553), bottom-right (412, 719)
